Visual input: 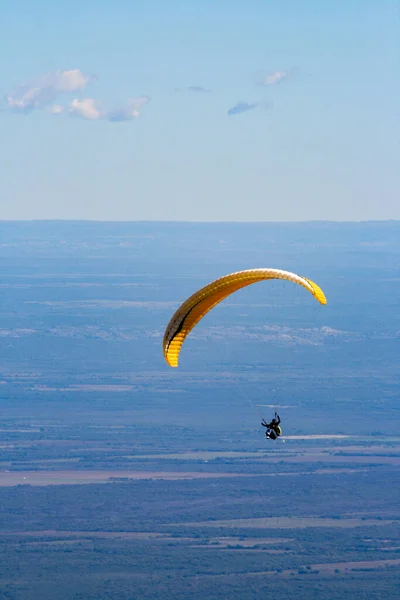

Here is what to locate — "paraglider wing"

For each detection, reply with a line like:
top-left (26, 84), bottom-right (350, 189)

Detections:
top-left (163, 268), bottom-right (327, 367)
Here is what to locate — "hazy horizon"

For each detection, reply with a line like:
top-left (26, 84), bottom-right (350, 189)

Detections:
top-left (1, 218), bottom-right (400, 224)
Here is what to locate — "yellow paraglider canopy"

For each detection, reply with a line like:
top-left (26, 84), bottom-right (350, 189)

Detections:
top-left (163, 268), bottom-right (327, 367)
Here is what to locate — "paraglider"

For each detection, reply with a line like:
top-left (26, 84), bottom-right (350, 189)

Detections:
top-left (162, 267), bottom-right (327, 444)
top-left (163, 268), bottom-right (327, 368)
top-left (261, 413), bottom-right (282, 440)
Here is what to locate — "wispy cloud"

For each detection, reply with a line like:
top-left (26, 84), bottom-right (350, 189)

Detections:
top-left (256, 68), bottom-right (296, 87)
top-left (3, 70), bottom-right (149, 123)
top-left (69, 98), bottom-right (103, 120)
top-left (5, 69), bottom-right (93, 113)
top-left (227, 101), bottom-right (258, 116)
top-left (187, 85), bottom-right (211, 93)
top-left (174, 85), bottom-right (212, 93)
top-left (106, 96), bottom-right (150, 122)
top-left (68, 96), bottom-right (150, 122)
top-left (45, 104), bottom-right (65, 115)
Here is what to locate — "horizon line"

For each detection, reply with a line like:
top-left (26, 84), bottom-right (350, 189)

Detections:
top-left (1, 218), bottom-right (399, 225)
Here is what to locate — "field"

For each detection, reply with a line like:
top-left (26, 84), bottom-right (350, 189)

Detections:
top-left (0, 221), bottom-right (399, 599)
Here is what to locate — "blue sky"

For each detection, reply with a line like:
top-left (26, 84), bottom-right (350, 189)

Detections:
top-left (1, 0), bottom-right (399, 221)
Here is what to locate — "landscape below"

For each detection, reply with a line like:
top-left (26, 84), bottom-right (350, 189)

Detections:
top-left (0, 220), bottom-right (399, 600)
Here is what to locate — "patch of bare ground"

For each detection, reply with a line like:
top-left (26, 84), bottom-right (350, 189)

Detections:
top-left (0, 467), bottom-right (377, 487)
top-left (278, 454), bottom-right (400, 465)
top-left (0, 531), bottom-right (295, 551)
top-left (30, 385), bottom-right (136, 392)
top-left (199, 537), bottom-right (293, 548)
top-left (133, 447), bottom-right (400, 466)
top-left (0, 531), bottom-right (165, 539)
top-left (0, 469), bottom-right (263, 486)
top-left (219, 548), bottom-right (287, 554)
top-left (285, 435), bottom-right (351, 440)
top-left (175, 517), bottom-right (398, 529)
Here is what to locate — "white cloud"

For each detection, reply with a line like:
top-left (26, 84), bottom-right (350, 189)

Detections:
top-left (257, 70), bottom-right (295, 86)
top-left (69, 98), bottom-right (103, 120)
top-left (68, 96), bottom-right (150, 122)
top-left (3, 69), bottom-right (149, 124)
top-left (52, 69), bottom-right (92, 93)
top-left (106, 96), bottom-right (150, 122)
top-left (4, 69), bottom-right (92, 113)
top-left (46, 104), bottom-right (65, 115)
